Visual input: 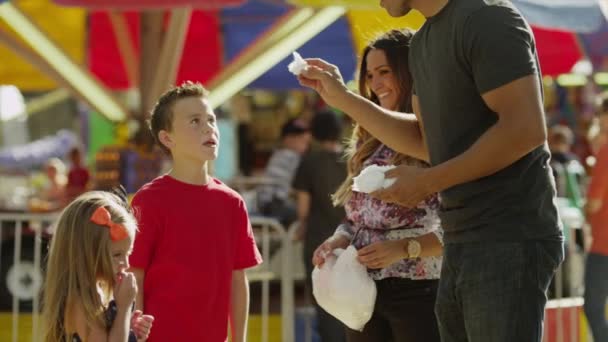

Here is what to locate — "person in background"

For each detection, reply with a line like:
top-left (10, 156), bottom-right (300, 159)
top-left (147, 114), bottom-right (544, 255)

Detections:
top-left (40, 158), bottom-right (68, 207)
top-left (257, 118), bottom-right (311, 227)
top-left (583, 92), bottom-right (608, 342)
top-left (548, 125), bottom-right (585, 197)
top-left (549, 125), bottom-right (579, 166)
top-left (293, 110), bottom-right (347, 342)
top-left (66, 147), bottom-right (91, 199)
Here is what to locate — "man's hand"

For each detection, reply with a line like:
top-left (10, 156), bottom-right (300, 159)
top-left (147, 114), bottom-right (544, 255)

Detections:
top-left (357, 240), bottom-right (408, 269)
top-left (297, 58), bottom-right (350, 109)
top-left (371, 165), bottom-right (437, 208)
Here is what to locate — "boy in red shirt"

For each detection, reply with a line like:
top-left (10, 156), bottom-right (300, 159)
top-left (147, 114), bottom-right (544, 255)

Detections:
top-left (130, 82), bottom-right (262, 341)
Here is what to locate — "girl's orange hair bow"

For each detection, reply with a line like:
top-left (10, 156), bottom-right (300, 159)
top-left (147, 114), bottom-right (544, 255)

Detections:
top-left (90, 206), bottom-right (129, 241)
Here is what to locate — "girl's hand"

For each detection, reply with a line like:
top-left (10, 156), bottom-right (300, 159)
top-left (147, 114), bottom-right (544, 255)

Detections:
top-left (357, 240), bottom-right (407, 269)
top-left (114, 271), bottom-right (137, 308)
top-left (131, 310), bottom-right (155, 341)
top-left (312, 235), bottom-right (350, 267)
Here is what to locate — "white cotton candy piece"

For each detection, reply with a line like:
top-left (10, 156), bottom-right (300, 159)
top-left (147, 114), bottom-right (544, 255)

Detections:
top-left (383, 177), bottom-right (397, 188)
top-left (287, 51), bottom-right (308, 75)
top-left (312, 246), bottom-right (377, 331)
top-left (352, 164), bottom-right (396, 193)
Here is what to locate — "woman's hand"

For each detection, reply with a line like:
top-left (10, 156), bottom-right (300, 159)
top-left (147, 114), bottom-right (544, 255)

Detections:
top-left (357, 240), bottom-right (407, 269)
top-left (312, 234), bottom-right (350, 267)
top-left (131, 310), bottom-right (154, 341)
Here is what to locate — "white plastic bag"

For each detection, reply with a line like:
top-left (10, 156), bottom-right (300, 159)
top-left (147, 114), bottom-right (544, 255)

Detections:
top-left (352, 164), bottom-right (396, 193)
top-left (312, 246), bottom-right (377, 331)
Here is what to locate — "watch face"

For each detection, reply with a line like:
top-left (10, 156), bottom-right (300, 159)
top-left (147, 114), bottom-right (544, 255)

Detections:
top-left (408, 240), bottom-right (421, 258)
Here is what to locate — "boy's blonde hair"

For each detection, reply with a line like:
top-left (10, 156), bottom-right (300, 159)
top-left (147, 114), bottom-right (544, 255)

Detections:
top-left (149, 81), bottom-right (209, 154)
top-left (42, 191), bottom-right (137, 342)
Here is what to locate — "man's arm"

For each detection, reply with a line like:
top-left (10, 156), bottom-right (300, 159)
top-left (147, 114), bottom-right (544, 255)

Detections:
top-left (376, 75), bottom-right (546, 207)
top-left (299, 59), bottom-right (427, 161)
top-left (425, 74), bottom-right (546, 191)
top-left (337, 91), bottom-right (428, 161)
top-left (230, 270), bottom-right (250, 342)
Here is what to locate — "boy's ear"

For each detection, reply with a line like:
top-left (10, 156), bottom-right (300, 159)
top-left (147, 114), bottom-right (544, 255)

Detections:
top-left (158, 130), bottom-right (173, 150)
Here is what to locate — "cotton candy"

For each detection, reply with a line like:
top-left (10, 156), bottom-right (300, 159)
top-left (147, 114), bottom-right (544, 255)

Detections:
top-left (287, 51), bottom-right (307, 75)
top-left (352, 164), bottom-right (396, 193)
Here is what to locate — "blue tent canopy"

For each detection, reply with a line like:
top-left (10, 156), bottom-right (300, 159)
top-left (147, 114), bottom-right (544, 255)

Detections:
top-left (512, 0), bottom-right (606, 33)
top-left (221, 1), bottom-right (356, 89)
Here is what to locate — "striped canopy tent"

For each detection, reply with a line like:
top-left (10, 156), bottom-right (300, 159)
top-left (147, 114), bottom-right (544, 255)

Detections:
top-left (70, 0), bottom-right (608, 91)
top-left (0, 0), bottom-right (607, 121)
top-left (84, 3), bottom-right (426, 90)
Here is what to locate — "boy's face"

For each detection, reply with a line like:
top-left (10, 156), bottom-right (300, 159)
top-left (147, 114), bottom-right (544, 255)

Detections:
top-left (161, 96), bottom-right (220, 163)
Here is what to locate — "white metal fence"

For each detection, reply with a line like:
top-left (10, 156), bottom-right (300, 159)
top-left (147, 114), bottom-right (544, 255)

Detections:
top-left (0, 212), bottom-right (58, 342)
top-left (248, 216), bottom-right (296, 342)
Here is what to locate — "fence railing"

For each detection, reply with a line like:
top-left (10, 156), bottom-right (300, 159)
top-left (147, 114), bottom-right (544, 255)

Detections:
top-left (248, 216), bottom-right (296, 342)
top-left (0, 212), bottom-right (59, 342)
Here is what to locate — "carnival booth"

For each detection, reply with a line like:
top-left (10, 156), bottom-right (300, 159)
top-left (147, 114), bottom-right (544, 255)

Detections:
top-left (0, 0), bottom-right (607, 341)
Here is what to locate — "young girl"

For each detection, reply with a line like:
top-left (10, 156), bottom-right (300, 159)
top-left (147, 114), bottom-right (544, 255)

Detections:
top-left (313, 29), bottom-right (443, 342)
top-left (43, 191), bottom-right (154, 341)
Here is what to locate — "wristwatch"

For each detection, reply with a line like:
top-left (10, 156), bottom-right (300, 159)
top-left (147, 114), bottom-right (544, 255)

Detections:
top-left (405, 239), bottom-right (422, 259)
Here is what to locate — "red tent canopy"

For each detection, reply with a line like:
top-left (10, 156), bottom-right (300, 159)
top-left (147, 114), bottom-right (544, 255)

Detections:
top-left (88, 11), bottom-right (222, 89)
top-left (532, 27), bottom-right (583, 77)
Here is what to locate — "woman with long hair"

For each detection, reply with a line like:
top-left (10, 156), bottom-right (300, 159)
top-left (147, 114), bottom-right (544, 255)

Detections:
top-left (313, 28), bottom-right (443, 342)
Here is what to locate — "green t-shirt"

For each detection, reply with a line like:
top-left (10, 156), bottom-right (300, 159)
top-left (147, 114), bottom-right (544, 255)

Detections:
top-left (409, 0), bottom-right (562, 243)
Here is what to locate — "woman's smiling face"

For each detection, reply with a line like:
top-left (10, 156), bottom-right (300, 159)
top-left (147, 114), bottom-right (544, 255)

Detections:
top-left (365, 49), bottom-right (400, 111)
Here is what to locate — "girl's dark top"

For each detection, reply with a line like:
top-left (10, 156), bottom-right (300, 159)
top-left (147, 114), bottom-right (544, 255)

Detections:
top-left (71, 300), bottom-right (137, 342)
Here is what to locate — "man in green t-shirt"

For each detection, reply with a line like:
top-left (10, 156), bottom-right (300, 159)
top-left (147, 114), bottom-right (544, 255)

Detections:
top-left (296, 0), bottom-right (564, 340)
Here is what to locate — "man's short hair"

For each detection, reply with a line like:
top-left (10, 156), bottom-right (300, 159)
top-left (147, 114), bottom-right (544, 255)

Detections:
top-left (311, 110), bottom-right (342, 142)
top-left (280, 118), bottom-right (309, 139)
top-left (149, 81), bottom-right (208, 154)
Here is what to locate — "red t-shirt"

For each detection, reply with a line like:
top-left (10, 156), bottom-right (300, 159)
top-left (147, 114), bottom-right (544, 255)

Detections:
top-left (130, 175), bottom-right (262, 341)
top-left (587, 144), bottom-right (608, 256)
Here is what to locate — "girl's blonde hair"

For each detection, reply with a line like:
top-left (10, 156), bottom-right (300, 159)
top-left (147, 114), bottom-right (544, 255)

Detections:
top-left (333, 29), bottom-right (417, 206)
top-left (42, 191), bottom-right (137, 342)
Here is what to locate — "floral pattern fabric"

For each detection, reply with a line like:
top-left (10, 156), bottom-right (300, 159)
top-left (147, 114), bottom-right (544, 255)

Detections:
top-left (335, 144), bottom-right (443, 280)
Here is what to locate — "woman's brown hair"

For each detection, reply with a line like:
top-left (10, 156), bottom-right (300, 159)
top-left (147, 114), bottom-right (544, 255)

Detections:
top-left (333, 28), bottom-right (420, 206)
